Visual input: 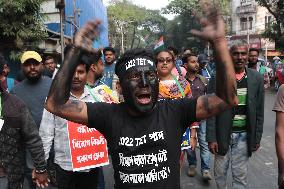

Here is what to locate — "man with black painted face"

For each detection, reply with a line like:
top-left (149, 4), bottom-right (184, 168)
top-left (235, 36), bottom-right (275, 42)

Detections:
top-left (45, 6), bottom-right (238, 189)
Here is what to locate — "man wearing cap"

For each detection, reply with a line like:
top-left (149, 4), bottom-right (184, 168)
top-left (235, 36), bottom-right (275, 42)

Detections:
top-left (10, 51), bottom-right (52, 189)
top-left (45, 6), bottom-right (239, 189)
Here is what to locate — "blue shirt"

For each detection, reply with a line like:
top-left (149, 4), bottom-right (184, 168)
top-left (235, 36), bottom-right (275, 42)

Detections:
top-left (101, 63), bottom-right (116, 89)
top-left (10, 76), bottom-right (52, 128)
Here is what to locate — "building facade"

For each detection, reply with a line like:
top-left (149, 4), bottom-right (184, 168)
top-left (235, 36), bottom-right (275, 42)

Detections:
top-left (230, 0), bottom-right (275, 55)
top-left (41, 0), bottom-right (109, 55)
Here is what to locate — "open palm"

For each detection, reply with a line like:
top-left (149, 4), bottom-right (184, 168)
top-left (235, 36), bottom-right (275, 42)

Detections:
top-left (74, 20), bottom-right (101, 53)
top-left (191, 3), bottom-right (225, 43)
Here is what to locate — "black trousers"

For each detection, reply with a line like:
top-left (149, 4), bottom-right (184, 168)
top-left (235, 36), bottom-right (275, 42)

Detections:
top-left (55, 164), bottom-right (100, 189)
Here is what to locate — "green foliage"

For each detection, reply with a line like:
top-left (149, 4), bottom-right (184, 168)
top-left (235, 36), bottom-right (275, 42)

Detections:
top-left (164, 13), bottom-right (205, 53)
top-left (163, 0), bottom-right (230, 16)
top-left (162, 0), bottom-right (231, 53)
top-left (107, 0), bottom-right (166, 52)
top-left (163, 0), bottom-right (200, 15)
top-left (0, 0), bottom-right (47, 44)
top-left (255, 0), bottom-right (284, 49)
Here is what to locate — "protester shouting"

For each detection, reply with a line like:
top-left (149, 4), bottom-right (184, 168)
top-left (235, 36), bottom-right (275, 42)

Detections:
top-left (45, 6), bottom-right (238, 189)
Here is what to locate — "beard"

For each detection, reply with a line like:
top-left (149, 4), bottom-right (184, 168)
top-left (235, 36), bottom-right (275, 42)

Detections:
top-left (248, 61), bottom-right (257, 68)
top-left (25, 74), bottom-right (41, 82)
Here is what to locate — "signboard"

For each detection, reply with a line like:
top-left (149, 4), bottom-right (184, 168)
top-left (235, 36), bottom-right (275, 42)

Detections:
top-left (67, 121), bottom-right (109, 171)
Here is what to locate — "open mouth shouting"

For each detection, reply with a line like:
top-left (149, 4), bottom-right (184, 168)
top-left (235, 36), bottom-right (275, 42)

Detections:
top-left (135, 91), bottom-right (152, 105)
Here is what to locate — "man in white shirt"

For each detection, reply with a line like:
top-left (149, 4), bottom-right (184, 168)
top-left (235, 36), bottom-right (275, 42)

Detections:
top-left (39, 54), bottom-right (105, 189)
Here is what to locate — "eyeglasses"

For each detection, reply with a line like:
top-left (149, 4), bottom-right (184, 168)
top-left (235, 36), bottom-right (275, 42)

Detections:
top-left (157, 58), bottom-right (173, 64)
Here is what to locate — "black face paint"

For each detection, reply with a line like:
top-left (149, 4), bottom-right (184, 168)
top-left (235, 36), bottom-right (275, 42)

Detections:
top-left (118, 57), bottom-right (158, 115)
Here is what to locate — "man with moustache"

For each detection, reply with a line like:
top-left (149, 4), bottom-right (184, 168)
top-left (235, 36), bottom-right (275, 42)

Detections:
top-left (10, 51), bottom-right (52, 189)
top-left (248, 48), bottom-right (260, 70)
top-left (101, 47), bottom-right (116, 89)
top-left (207, 42), bottom-right (264, 189)
top-left (43, 56), bottom-right (58, 79)
top-left (183, 53), bottom-right (212, 180)
top-left (248, 48), bottom-right (270, 88)
top-left (39, 56), bottom-right (103, 189)
top-left (45, 6), bottom-right (239, 189)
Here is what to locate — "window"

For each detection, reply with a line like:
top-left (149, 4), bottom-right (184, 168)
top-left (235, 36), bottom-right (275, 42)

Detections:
top-left (240, 17), bottom-right (247, 31)
top-left (265, 16), bottom-right (272, 28)
top-left (248, 17), bottom-right (253, 30)
top-left (240, 0), bottom-right (253, 5)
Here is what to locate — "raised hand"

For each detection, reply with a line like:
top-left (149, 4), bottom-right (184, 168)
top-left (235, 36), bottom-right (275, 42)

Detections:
top-left (74, 20), bottom-right (101, 53)
top-left (191, 0), bottom-right (225, 43)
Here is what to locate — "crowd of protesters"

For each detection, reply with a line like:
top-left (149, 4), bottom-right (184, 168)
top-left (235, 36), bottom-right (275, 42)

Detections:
top-left (1, 3), bottom-right (284, 189)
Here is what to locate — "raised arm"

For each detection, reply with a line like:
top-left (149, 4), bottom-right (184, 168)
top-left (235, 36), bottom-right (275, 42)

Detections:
top-left (191, 3), bottom-right (238, 120)
top-left (45, 20), bottom-right (101, 124)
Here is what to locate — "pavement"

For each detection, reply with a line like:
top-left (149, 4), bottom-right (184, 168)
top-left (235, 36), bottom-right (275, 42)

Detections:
top-left (103, 89), bottom-right (279, 189)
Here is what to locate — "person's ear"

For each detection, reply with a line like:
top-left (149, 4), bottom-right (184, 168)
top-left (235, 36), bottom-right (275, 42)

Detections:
top-left (91, 64), bottom-right (96, 71)
top-left (184, 63), bottom-right (188, 70)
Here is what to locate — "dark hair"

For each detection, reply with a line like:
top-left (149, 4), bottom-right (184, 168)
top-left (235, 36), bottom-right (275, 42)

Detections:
top-left (103, 47), bottom-right (115, 55)
top-left (81, 51), bottom-right (102, 72)
top-left (80, 55), bottom-right (91, 73)
top-left (154, 49), bottom-right (175, 64)
top-left (167, 46), bottom-right (178, 56)
top-left (249, 48), bottom-right (260, 55)
top-left (44, 55), bottom-right (54, 62)
top-left (181, 53), bottom-right (197, 65)
top-left (115, 48), bottom-right (154, 79)
top-left (0, 55), bottom-right (7, 74)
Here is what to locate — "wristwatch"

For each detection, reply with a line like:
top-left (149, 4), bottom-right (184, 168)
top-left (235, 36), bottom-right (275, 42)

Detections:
top-left (35, 168), bottom-right (47, 174)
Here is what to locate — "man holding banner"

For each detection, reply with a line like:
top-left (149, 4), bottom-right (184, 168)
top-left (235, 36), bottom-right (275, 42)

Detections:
top-left (39, 55), bottom-right (110, 189)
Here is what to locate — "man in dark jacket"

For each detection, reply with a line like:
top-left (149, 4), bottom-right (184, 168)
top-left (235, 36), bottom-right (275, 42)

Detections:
top-left (0, 84), bottom-right (49, 188)
top-left (206, 42), bottom-right (264, 189)
top-left (10, 51), bottom-right (52, 189)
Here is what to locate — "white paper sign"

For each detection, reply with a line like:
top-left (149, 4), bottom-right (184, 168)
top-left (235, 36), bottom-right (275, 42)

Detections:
top-left (0, 119), bottom-right (4, 131)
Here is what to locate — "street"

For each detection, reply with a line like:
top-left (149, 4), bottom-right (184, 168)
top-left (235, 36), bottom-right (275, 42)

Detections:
top-left (103, 89), bottom-right (279, 189)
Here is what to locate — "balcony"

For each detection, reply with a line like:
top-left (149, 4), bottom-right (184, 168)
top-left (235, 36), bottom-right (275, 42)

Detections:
top-left (236, 4), bottom-right (257, 15)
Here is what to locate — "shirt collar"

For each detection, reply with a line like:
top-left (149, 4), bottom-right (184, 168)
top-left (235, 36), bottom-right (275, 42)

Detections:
top-left (70, 86), bottom-right (91, 100)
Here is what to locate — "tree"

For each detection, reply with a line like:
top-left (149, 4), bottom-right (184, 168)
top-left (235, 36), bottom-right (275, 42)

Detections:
top-left (255, 0), bottom-right (284, 50)
top-left (107, 0), bottom-right (166, 53)
top-left (0, 0), bottom-right (47, 48)
top-left (163, 0), bottom-right (230, 53)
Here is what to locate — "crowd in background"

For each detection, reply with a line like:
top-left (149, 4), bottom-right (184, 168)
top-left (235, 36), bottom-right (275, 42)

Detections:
top-left (1, 14), bottom-right (284, 189)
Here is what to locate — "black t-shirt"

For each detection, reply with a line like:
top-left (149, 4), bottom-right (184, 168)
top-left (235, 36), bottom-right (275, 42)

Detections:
top-left (87, 98), bottom-right (197, 189)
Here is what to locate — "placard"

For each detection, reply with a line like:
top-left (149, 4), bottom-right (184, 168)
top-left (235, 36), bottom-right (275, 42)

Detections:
top-left (67, 121), bottom-right (109, 171)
